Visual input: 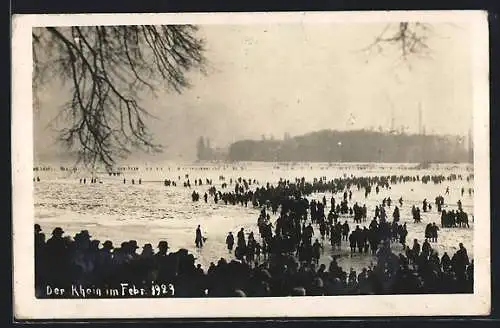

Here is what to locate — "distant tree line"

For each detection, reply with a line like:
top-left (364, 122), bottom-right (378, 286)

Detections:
top-left (227, 129), bottom-right (470, 163)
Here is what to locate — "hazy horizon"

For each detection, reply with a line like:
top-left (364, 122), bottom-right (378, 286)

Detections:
top-left (33, 22), bottom-right (473, 161)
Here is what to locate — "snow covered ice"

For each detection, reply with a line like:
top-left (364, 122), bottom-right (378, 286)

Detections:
top-left (34, 161), bottom-right (474, 272)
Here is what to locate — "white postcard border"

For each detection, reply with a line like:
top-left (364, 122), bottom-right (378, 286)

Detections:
top-left (12, 11), bottom-right (491, 319)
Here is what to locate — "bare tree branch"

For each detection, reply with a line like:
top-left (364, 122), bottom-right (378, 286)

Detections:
top-left (33, 25), bottom-right (206, 171)
top-left (361, 22), bottom-right (434, 64)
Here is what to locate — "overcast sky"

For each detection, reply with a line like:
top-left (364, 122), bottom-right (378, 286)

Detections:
top-left (34, 22), bottom-right (473, 160)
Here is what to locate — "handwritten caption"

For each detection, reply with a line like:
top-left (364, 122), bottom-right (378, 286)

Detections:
top-left (45, 283), bottom-right (175, 298)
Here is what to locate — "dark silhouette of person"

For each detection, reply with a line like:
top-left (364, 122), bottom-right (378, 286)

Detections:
top-left (441, 252), bottom-right (451, 271)
top-left (399, 223), bottom-right (408, 246)
top-left (156, 241), bottom-right (169, 257)
top-left (312, 239), bottom-right (322, 264)
top-left (226, 232), bottom-right (234, 252)
top-left (349, 230), bottom-right (357, 254)
top-left (154, 240), bottom-right (175, 285)
top-left (453, 243), bottom-right (469, 280)
top-left (195, 225), bottom-right (204, 248)
top-left (44, 227), bottom-right (68, 286)
top-left (237, 228), bottom-right (246, 249)
top-left (141, 243), bottom-right (154, 258)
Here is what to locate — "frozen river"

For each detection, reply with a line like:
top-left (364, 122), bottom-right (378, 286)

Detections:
top-left (34, 161), bottom-right (474, 271)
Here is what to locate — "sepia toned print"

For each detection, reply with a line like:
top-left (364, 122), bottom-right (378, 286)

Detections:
top-left (12, 11), bottom-right (490, 318)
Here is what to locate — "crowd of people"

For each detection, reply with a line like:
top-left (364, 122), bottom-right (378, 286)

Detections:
top-left (34, 222), bottom-right (473, 298)
top-left (34, 172), bottom-right (474, 298)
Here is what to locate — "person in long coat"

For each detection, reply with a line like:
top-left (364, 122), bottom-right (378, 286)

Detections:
top-left (195, 225), bottom-right (204, 248)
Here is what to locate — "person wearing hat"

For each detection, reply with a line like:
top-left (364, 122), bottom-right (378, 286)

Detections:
top-left (138, 243), bottom-right (157, 282)
top-left (195, 263), bottom-right (204, 276)
top-left (34, 224), bottom-right (45, 253)
top-left (155, 240), bottom-right (176, 285)
top-left (111, 241), bottom-right (130, 265)
top-left (128, 240), bottom-right (140, 259)
top-left (34, 224), bottom-right (46, 289)
top-left (141, 243), bottom-right (154, 258)
top-left (44, 227), bottom-right (72, 285)
top-left (80, 230), bottom-right (91, 238)
top-left (74, 230), bottom-right (92, 251)
top-left (98, 240), bottom-right (114, 272)
top-left (71, 230), bottom-right (92, 274)
top-left (52, 227), bottom-right (64, 237)
top-left (46, 227), bottom-right (66, 253)
top-left (102, 240), bottom-right (114, 250)
top-left (156, 241), bottom-right (169, 256)
top-left (86, 239), bottom-right (101, 274)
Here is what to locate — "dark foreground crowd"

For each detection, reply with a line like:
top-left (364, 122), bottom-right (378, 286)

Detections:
top-left (34, 172), bottom-right (473, 297)
top-left (35, 223), bottom-right (473, 298)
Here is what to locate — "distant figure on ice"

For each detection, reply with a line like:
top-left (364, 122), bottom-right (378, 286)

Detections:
top-left (431, 222), bottom-right (439, 242)
top-left (425, 223), bottom-right (433, 240)
top-left (392, 206), bottom-right (400, 222)
top-left (412, 206), bottom-right (421, 223)
top-left (435, 195), bottom-right (444, 212)
top-left (237, 228), bottom-right (246, 249)
top-left (312, 239), bottom-right (323, 264)
top-left (445, 186), bottom-right (450, 195)
top-left (195, 225), bottom-right (204, 248)
top-left (226, 232), bottom-right (234, 252)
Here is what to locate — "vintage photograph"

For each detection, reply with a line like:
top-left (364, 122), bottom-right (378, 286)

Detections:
top-left (12, 11), bottom-right (490, 318)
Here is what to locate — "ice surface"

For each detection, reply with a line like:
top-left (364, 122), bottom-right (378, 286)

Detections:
top-left (34, 162), bottom-right (474, 271)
